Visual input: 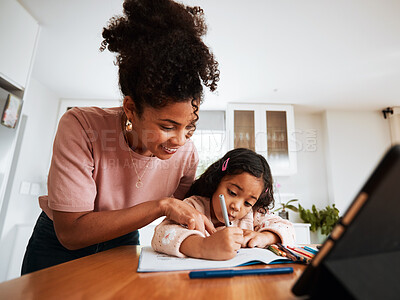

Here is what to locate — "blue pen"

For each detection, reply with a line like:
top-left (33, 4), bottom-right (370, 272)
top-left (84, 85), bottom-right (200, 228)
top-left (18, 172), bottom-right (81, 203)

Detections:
top-left (189, 267), bottom-right (294, 279)
top-left (219, 194), bottom-right (231, 227)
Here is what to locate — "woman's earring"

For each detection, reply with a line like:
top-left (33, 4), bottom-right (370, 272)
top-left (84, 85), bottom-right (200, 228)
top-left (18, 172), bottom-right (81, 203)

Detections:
top-left (126, 119), bottom-right (132, 132)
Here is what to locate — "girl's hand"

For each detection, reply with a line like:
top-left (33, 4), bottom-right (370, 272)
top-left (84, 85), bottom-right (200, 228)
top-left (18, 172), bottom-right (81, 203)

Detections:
top-left (200, 227), bottom-right (244, 260)
top-left (241, 229), bottom-right (280, 248)
top-left (180, 227), bottom-right (243, 260)
top-left (160, 197), bottom-right (216, 236)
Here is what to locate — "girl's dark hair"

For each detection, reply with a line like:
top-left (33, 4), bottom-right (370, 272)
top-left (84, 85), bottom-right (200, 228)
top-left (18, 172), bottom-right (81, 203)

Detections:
top-left (100, 0), bottom-right (220, 119)
top-left (186, 148), bottom-right (275, 211)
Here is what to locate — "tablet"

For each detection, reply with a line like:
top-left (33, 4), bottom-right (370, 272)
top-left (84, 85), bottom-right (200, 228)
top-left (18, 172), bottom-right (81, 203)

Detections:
top-left (292, 145), bottom-right (400, 300)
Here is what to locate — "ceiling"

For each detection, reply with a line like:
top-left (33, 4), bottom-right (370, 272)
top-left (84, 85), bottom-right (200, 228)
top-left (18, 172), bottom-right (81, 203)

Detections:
top-left (19, 0), bottom-right (400, 111)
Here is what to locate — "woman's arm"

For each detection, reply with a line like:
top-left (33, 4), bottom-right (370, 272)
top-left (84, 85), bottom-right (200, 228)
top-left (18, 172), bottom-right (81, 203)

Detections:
top-left (53, 197), bottom-right (215, 250)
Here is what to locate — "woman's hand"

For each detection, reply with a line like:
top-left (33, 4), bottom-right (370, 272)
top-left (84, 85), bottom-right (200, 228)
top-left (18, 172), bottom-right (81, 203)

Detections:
top-left (241, 229), bottom-right (280, 248)
top-left (180, 227), bottom-right (244, 260)
top-left (160, 198), bottom-right (216, 236)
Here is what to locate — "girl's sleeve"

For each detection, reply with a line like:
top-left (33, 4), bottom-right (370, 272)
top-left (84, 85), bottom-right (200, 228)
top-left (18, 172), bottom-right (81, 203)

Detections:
top-left (253, 211), bottom-right (296, 246)
top-left (151, 197), bottom-right (205, 257)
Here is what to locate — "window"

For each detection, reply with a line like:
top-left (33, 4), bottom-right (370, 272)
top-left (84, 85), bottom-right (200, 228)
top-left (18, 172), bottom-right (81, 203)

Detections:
top-left (191, 111), bottom-right (226, 177)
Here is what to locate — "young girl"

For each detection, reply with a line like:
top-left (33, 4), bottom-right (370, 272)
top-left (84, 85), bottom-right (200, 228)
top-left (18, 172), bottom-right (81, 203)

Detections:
top-left (152, 148), bottom-right (296, 260)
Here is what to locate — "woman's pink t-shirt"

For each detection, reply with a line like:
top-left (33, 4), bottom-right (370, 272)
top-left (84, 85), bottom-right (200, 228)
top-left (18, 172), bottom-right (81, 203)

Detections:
top-left (39, 107), bottom-right (199, 220)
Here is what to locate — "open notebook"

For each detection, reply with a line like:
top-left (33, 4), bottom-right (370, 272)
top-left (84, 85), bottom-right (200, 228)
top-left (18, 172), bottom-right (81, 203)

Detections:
top-left (137, 246), bottom-right (290, 272)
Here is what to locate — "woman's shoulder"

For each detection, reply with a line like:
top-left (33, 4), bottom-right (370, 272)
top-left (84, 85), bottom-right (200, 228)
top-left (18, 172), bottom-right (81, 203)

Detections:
top-left (64, 106), bottom-right (121, 119)
top-left (60, 106), bottom-right (122, 129)
top-left (174, 139), bottom-right (198, 159)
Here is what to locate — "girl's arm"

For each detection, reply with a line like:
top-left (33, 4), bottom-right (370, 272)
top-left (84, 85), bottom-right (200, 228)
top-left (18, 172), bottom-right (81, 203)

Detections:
top-left (53, 197), bottom-right (215, 250)
top-left (179, 228), bottom-right (243, 260)
top-left (252, 211), bottom-right (296, 245)
top-left (152, 196), bottom-right (243, 260)
top-left (152, 197), bottom-right (214, 258)
top-left (242, 229), bottom-right (280, 248)
top-left (152, 220), bottom-right (243, 260)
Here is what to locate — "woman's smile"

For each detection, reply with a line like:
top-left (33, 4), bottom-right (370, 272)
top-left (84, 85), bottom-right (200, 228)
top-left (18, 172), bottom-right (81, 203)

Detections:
top-left (161, 145), bottom-right (179, 154)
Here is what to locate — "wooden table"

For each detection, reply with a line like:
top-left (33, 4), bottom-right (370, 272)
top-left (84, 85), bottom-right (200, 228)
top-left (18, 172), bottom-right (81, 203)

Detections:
top-left (0, 246), bottom-right (306, 299)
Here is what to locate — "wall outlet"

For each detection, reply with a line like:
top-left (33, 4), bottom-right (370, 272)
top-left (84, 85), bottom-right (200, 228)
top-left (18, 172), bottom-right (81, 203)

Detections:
top-left (30, 183), bottom-right (41, 195)
top-left (19, 181), bottom-right (31, 195)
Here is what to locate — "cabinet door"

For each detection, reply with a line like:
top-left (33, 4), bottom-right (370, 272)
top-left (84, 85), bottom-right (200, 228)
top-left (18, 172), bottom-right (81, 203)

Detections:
top-left (233, 110), bottom-right (255, 151)
top-left (226, 103), bottom-right (297, 176)
top-left (0, 0), bottom-right (39, 90)
top-left (264, 105), bottom-right (297, 175)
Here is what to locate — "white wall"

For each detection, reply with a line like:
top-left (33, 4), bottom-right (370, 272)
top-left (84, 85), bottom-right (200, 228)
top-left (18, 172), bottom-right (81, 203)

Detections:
top-left (276, 109), bottom-right (391, 221)
top-left (275, 110), bottom-right (330, 223)
top-left (323, 110), bottom-right (391, 213)
top-left (0, 78), bottom-right (59, 281)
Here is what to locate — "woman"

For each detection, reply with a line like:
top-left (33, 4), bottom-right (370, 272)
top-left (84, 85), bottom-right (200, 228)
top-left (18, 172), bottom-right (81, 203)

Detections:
top-left (22, 0), bottom-right (219, 274)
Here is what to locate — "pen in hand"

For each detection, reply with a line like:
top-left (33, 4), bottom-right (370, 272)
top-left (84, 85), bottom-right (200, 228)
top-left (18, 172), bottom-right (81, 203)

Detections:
top-left (219, 194), bottom-right (231, 227)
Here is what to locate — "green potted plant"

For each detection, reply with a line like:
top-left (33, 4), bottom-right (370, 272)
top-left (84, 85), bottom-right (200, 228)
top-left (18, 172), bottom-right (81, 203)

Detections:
top-left (298, 204), bottom-right (340, 236)
top-left (273, 199), bottom-right (299, 220)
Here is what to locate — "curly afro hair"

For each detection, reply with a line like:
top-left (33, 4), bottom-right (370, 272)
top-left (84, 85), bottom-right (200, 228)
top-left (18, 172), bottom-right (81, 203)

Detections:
top-left (186, 148), bottom-right (275, 212)
top-left (100, 0), bottom-right (220, 116)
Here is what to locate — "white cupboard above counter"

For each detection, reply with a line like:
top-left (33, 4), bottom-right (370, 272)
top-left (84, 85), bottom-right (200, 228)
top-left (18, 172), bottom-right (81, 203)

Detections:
top-left (0, 0), bottom-right (39, 93)
top-left (226, 103), bottom-right (297, 176)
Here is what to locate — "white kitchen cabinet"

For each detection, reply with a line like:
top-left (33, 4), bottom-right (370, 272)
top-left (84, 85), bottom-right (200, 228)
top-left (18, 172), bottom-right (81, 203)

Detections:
top-left (0, 1), bottom-right (39, 264)
top-left (0, 0), bottom-right (39, 91)
top-left (226, 103), bottom-right (297, 176)
top-left (0, 0), bottom-right (38, 215)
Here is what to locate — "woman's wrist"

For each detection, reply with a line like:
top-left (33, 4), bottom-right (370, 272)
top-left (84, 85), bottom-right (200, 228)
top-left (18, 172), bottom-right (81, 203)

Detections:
top-left (158, 197), bottom-right (173, 217)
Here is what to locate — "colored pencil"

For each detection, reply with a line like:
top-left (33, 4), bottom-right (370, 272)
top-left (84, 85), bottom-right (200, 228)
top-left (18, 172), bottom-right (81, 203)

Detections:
top-left (276, 244), bottom-right (305, 262)
top-left (268, 245), bottom-right (281, 256)
top-left (295, 246), bottom-right (315, 258)
top-left (269, 244), bottom-right (286, 257)
top-left (281, 245), bottom-right (310, 263)
top-left (303, 246), bottom-right (318, 255)
top-left (287, 246), bottom-right (314, 259)
top-left (300, 247), bottom-right (317, 256)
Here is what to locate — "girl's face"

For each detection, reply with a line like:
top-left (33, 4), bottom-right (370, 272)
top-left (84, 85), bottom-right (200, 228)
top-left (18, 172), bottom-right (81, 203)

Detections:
top-left (211, 172), bottom-right (264, 225)
top-left (124, 97), bottom-right (197, 159)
